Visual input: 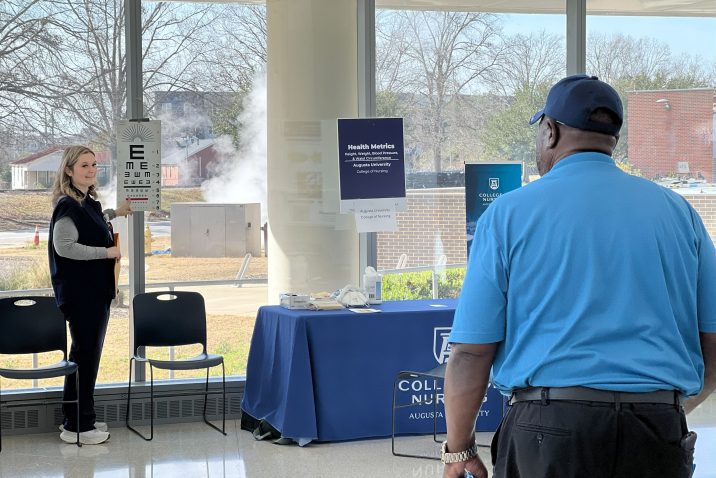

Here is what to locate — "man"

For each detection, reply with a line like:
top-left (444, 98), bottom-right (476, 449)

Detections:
top-left (442, 75), bottom-right (716, 478)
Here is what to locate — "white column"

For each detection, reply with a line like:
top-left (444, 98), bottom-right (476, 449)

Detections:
top-left (267, 0), bottom-right (360, 300)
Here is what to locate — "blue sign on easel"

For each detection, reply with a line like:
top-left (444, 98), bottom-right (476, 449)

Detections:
top-left (465, 162), bottom-right (522, 256)
top-left (337, 117), bottom-right (406, 213)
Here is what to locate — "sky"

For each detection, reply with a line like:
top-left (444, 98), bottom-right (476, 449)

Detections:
top-left (503, 14), bottom-right (716, 63)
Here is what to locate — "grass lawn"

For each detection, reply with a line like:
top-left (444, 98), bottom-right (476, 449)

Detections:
top-left (0, 188), bottom-right (264, 390)
top-left (0, 310), bottom-right (256, 390)
top-left (0, 187), bottom-right (204, 230)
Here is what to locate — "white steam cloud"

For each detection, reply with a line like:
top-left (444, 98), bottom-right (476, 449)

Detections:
top-left (98, 177), bottom-right (117, 209)
top-left (202, 72), bottom-right (267, 224)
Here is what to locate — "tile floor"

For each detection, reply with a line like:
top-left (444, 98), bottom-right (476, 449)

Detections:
top-left (0, 398), bottom-right (714, 478)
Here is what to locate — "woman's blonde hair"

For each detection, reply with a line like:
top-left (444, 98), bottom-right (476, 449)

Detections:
top-left (52, 145), bottom-right (98, 205)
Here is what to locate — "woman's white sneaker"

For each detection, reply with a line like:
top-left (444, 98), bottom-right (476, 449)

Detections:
top-left (60, 429), bottom-right (110, 445)
top-left (59, 421), bottom-right (108, 432)
top-left (93, 422), bottom-right (108, 432)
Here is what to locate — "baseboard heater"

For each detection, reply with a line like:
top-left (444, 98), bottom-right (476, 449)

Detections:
top-left (1, 379), bottom-right (245, 436)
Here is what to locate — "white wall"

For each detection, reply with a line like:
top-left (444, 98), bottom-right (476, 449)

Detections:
top-left (11, 165), bottom-right (26, 190)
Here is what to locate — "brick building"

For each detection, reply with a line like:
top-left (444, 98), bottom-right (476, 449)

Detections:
top-left (377, 188), bottom-right (467, 270)
top-left (377, 188), bottom-right (716, 271)
top-left (628, 89), bottom-right (715, 181)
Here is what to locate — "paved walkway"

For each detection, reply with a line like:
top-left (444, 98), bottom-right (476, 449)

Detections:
top-left (159, 283), bottom-right (268, 316)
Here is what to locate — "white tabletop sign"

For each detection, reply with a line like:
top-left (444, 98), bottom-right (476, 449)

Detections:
top-left (116, 120), bottom-right (162, 211)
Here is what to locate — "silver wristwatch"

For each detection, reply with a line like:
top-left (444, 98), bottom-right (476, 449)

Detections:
top-left (440, 439), bottom-right (479, 464)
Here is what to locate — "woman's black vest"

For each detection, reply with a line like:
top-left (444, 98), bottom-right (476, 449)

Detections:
top-left (48, 194), bottom-right (115, 307)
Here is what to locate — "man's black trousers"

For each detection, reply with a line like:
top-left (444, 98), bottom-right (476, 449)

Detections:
top-left (61, 300), bottom-right (111, 433)
top-left (491, 399), bottom-right (696, 478)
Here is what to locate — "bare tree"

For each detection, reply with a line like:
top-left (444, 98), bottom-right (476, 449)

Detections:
top-left (587, 33), bottom-right (669, 85)
top-left (666, 53), bottom-right (714, 88)
top-left (383, 10), bottom-right (505, 172)
top-left (487, 31), bottom-right (564, 97)
top-left (376, 11), bottom-right (412, 95)
top-left (470, 31), bottom-right (563, 173)
top-left (0, 0), bottom-right (67, 146)
top-left (197, 4), bottom-right (266, 93)
top-left (375, 10), bottom-right (419, 166)
top-left (40, 0), bottom-right (217, 150)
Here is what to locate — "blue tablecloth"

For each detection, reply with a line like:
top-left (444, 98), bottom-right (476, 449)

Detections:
top-left (241, 299), bottom-right (503, 443)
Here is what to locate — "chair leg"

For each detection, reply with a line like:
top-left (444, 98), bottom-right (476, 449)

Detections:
top-left (392, 373), bottom-right (442, 461)
top-left (126, 358), bottom-right (151, 441)
top-left (1, 383), bottom-right (3, 453)
top-left (56, 374), bottom-right (81, 447)
top-left (125, 358), bottom-right (132, 427)
top-left (202, 363), bottom-right (227, 436)
top-left (222, 362), bottom-right (226, 434)
top-left (433, 377), bottom-right (441, 443)
top-left (391, 374), bottom-right (401, 456)
top-left (75, 372), bottom-right (81, 447)
top-left (148, 365), bottom-right (154, 441)
top-left (202, 367), bottom-right (209, 417)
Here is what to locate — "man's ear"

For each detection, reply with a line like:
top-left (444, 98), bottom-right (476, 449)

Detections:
top-left (544, 118), bottom-right (559, 149)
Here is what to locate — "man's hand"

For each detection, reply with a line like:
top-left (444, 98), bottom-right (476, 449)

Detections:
top-left (443, 456), bottom-right (488, 478)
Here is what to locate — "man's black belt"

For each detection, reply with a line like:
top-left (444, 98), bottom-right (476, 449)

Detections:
top-left (509, 386), bottom-right (684, 406)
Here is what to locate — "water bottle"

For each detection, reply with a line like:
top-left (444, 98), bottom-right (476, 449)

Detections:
top-left (363, 266), bottom-right (382, 305)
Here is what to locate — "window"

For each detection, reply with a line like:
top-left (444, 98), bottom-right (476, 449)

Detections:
top-left (0, 1), bottom-right (268, 388)
top-left (140, 1), bottom-right (267, 380)
top-left (586, 11), bottom-right (716, 240)
top-left (375, 7), bottom-right (566, 300)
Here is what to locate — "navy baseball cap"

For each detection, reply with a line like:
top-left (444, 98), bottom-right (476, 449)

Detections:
top-left (529, 74), bottom-right (623, 136)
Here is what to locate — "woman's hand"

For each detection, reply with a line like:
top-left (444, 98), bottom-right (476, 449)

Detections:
top-left (106, 247), bottom-right (121, 259)
top-left (115, 200), bottom-right (133, 217)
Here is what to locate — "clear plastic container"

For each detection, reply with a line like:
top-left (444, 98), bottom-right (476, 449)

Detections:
top-left (363, 266), bottom-right (382, 305)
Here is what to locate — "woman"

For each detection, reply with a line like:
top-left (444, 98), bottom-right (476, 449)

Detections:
top-left (48, 145), bottom-right (131, 445)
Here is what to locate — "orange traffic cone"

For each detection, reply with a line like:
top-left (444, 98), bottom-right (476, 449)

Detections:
top-left (33, 225), bottom-right (40, 247)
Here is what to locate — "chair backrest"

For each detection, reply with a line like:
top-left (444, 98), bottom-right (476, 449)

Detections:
top-left (132, 291), bottom-right (207, 354)
top-left (0, 297), bottom-right (67, 357)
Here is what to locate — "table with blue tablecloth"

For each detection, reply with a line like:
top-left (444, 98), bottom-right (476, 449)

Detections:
top-left (241, 299), bottom-right (504, 444)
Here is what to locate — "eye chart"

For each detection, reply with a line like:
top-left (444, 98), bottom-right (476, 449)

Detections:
top-left (116, 120), bottom-right (161, 211)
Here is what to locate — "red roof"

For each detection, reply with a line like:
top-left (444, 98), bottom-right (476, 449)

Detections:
top-left (12, 146), bottom-right (111, 165)
top-left (11, 146), bottom-right (65, 165)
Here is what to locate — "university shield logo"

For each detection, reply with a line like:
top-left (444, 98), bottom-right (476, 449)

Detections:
top-left (489, 178), bottom-right (499, 190)
top-left (433, 327), bottom-right (452, 364)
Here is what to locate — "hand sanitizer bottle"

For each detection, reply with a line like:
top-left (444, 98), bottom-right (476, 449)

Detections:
top-left (363, 266), bottom-right (382, 305)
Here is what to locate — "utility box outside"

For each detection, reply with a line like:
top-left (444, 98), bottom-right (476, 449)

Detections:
top-left (171, 203), bottom-right (261, 257)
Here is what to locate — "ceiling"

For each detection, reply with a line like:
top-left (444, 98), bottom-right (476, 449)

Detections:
top-left (154, 0), bottom-right (716, 17)
top-left (378, 0), bottom-right (716, 16)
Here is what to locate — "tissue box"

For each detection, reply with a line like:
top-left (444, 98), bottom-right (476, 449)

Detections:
top-left (279, 293), bottom-right (310, 310)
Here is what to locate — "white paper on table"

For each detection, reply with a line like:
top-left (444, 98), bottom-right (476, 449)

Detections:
top-left (349, 308), bottom-right (382, 313)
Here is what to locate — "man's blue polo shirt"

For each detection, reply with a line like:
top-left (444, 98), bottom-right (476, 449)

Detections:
top-left (450, 152), bottom-right (716, 396)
